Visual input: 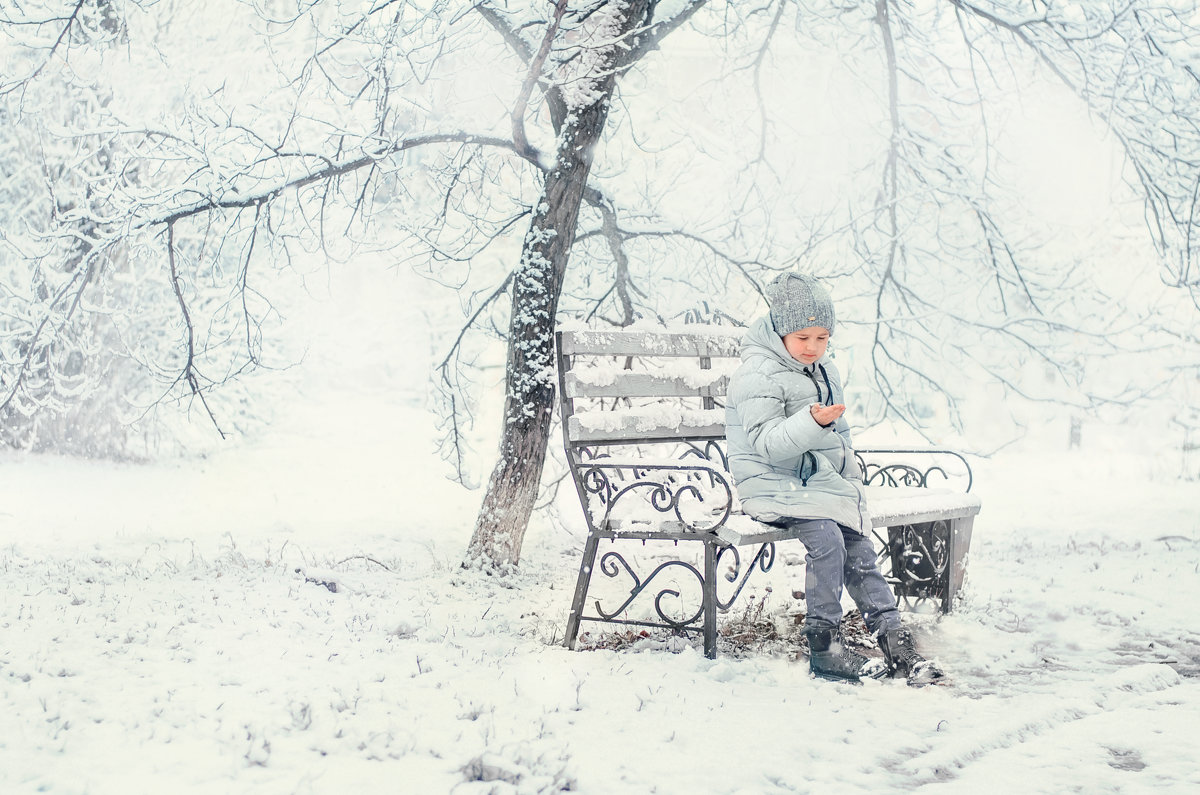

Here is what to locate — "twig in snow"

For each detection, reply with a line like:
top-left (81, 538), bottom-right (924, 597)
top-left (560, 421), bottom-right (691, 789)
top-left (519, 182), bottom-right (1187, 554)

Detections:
top-left (333, 554), bottom-right (394, 572)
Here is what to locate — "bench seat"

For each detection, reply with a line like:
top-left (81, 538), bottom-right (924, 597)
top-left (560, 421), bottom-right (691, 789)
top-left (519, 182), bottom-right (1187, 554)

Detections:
top-left (716, 488), bottom-right (982, 545)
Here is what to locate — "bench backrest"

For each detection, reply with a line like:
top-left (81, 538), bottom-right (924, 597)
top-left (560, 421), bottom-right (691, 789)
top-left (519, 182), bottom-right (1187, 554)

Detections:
top-left (555, 328), bottom-right (742, 446)
top-left (555, 327), bottom-right (744, 534)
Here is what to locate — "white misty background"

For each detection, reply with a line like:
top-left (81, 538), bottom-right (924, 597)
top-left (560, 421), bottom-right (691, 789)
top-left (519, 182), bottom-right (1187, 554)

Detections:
top-left (3, 2), bottom-right (1198, 527)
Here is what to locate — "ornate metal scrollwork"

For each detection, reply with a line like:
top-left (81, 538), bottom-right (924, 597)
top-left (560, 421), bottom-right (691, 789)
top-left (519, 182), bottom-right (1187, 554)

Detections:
top-left (681, 440), bottom-right (729, 472)
top-left (854, 448), bottom-right (974, 492)
top-left (714, 542), bottom-right (776, 611)
top-left (587, 540), bottom-right (778, 633)
top-left (858, 460), bottom-right (950, 488)
top-left (576, 447), bottom-right (734, 533)
top-left (877, 519), bottom-right (951, 608)
top-left (592, 550), bottom-right (706, 628)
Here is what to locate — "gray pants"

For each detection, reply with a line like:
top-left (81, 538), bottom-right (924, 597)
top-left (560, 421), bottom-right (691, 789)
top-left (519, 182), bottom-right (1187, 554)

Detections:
top-left (778, 518), bottom-right (901, 635)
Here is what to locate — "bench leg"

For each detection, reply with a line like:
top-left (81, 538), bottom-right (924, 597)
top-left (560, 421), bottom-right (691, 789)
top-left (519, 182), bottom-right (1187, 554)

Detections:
top-left (564, 533), bottom-right (601, 650)
top-left (703, 536), bottom-right (719, 659)
top-left (943, 515), bottom-right (976, 613)
top-left (884, 520), bottom-right (946, 611)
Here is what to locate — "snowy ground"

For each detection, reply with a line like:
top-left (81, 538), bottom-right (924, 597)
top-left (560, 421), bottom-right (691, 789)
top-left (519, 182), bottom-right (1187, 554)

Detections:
top-left (4, 269), bottom-right (1200, 794)
top-left (3, 383), bottom-right (1200, 794)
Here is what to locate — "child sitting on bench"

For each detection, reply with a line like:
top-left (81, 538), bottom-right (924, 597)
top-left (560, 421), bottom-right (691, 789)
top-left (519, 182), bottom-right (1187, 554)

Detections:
top-left (725, 271), bottom-right (943, 685)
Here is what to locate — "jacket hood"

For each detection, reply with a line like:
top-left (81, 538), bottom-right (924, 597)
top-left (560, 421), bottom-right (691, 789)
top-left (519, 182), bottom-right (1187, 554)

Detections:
top-left (741, 315), bottom-right (825, 374)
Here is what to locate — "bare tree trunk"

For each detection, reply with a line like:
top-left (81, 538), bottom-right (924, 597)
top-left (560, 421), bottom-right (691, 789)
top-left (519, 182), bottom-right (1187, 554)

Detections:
top-left (465, 99), bottom-right (610, 568)
top-left (466, 1), bottom-right (650, 567)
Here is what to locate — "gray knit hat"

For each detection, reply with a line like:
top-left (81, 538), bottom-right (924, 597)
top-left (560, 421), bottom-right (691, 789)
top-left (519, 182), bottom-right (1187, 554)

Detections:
top-left (765, 272), bottom-right (835, 337)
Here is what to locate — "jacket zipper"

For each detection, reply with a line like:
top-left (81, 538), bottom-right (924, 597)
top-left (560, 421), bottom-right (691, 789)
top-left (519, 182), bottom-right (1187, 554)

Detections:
top-left (808, 363), bottom-right (850, 476)
top-left (809, 364), bottom-right (868, 532)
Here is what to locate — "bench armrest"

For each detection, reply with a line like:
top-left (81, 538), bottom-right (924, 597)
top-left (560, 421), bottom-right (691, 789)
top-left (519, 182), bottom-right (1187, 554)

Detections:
top-left (856, 448), bottom-right (974, 492)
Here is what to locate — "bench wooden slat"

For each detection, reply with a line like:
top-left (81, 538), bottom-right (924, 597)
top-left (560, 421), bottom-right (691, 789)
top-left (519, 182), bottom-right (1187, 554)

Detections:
top-left (559, 329), bottom-right (741, 358)
top-left (591, 520), bottom-right (706, 540)
top-left (570, 454), bottom-right (728, 474)
top-left (564, 371), bottom-right (730, 399)
top-left (714, 518), bottom-right (807, 547)
top-left (568, 423), bottom-right (728, 443)
top-left (567, 413), bottom-right (726, 443)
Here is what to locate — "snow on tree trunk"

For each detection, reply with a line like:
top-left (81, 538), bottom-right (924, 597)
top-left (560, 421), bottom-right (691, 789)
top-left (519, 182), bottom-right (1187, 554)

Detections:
top-left (466, 0), bottom-right (650, 568)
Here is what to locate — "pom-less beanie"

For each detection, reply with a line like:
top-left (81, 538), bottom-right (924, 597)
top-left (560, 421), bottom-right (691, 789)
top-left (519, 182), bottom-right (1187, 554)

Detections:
top-left (765, 272), bottom-right (836, 337)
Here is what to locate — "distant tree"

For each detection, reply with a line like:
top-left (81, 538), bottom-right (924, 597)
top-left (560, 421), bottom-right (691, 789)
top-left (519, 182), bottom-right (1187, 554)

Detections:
top-left (849, 0), bottom-right (1200, 425)
top-left (0, 0), bottom-right (152, 457)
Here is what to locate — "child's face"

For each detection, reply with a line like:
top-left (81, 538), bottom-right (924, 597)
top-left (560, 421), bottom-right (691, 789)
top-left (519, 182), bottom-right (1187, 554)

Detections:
top-left (782, 326), bottom-right (830, 365)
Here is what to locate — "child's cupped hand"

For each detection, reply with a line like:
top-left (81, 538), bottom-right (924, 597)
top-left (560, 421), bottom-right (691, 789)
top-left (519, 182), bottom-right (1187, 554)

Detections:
top-left (809, 403), bottom-right (846, 426)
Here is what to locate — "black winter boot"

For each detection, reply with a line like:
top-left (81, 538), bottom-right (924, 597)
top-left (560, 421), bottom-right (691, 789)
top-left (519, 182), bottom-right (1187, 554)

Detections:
top-left (877, 628), bottom-right (944, 685)
top-left (806, 628), bottom-right (889, 683)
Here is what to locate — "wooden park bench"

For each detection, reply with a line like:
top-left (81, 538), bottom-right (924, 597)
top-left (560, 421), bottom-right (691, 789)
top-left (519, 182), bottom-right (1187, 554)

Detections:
top-left (555, 327), bottom-right (982, 659)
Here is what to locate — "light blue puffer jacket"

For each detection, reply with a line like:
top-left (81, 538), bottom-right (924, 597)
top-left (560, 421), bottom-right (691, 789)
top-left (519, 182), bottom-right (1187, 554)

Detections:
top-left (725, 316), bottom-right (870, 533)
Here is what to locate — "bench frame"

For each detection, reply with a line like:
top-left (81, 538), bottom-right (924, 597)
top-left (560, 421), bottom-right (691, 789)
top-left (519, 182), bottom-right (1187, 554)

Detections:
top-left (555, 328), bottom-right (981, 659)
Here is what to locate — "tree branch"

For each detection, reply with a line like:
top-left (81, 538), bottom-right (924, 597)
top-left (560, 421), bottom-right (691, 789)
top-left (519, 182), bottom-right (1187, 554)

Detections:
top-left (475, 4), bottom-right (535, 63)
top-left (166, 222), bottom-right (226, 438)
top-left (511, 0), bottom-right (568, 158)
top-left (145, 133), bottom-right (534, 228)
top-left (435, 270), bottom-right (516, 485)
top-left (0, 0), bottom-right (86, 96)
top-left (624, 0), bottom-right (710, 64)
